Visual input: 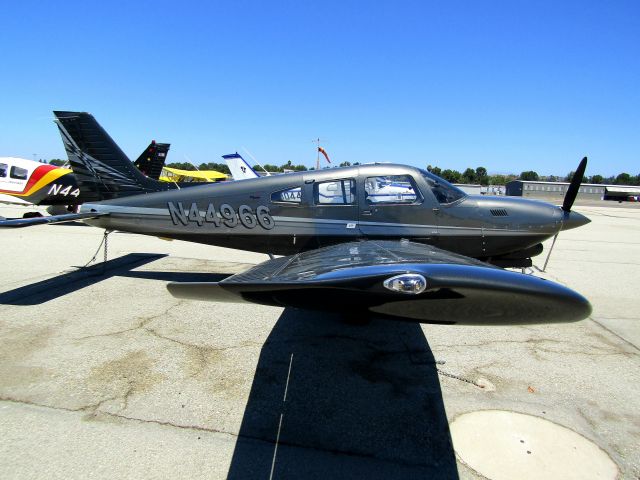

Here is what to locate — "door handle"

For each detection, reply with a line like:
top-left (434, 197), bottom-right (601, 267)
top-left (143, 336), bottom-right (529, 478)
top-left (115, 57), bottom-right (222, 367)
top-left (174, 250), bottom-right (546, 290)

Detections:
top-left (362, 210), bottom-right (373, 216)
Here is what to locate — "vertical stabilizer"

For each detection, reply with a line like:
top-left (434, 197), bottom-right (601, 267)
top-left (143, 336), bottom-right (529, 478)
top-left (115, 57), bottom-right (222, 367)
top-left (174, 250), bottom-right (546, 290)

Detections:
top-left (134, 141), bottom-right (171, 180)
top-left (53, 111), bottom-right (171, 201)
top-left (222, 153), bottom-right (261, 180)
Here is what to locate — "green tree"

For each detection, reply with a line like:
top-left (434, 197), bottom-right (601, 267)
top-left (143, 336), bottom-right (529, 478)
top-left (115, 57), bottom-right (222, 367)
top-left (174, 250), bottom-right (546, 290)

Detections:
top-left (441, 169), bottom-right (462, 183)
top-left (589, 174), bottom-right (603, 184)
top-left (490, 174), bottom-right (507, 185)
top-left (198, 162), bottom-right (230, 174)
top-left (615, 173), bottom-right (632, 185)
top-left (475, 166), bottom-right (487, 177)
top-left (566, 171), bottom-right (588, 183)
top-left (49, 159), bottom-right (66, 166)
top-left (519, 171), bottom-right (539, 181)
top-left (339, 161), bottom-right (352, 167)
top-left (475, 166), bottom-right (489, 185)
top-left (167, 162), bottom-right (196, 171)
top-left (462, 168), bottom-right (477, 184)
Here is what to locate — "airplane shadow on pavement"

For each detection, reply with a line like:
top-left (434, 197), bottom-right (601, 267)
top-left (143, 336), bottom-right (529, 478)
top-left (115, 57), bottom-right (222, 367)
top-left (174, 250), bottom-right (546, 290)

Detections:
top-left (0, 254), bottom-right (166, 305)
top-left (227, 309), bottom-right (459, 480)
top-left (0, 254), bottom-right (233, 306)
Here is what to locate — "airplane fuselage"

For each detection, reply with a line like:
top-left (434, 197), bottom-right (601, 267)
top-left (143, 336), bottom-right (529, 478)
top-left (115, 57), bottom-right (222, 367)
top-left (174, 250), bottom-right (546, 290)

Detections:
top-left (81, 163), bottom-right (589, 265)
top-left (0, 157), bottom-right (80, 206)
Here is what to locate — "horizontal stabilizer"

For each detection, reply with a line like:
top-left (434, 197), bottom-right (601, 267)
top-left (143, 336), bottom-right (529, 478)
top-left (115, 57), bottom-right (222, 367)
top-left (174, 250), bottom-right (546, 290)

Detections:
top-left (166, 240), bottom-right (592, 325)
top-left (0, 212), bottom-right (107, 228)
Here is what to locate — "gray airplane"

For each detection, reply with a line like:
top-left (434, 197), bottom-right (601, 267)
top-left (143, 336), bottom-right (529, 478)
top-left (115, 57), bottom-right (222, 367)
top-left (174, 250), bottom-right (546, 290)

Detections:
top-left (1, 111), bottom-right (592, 325)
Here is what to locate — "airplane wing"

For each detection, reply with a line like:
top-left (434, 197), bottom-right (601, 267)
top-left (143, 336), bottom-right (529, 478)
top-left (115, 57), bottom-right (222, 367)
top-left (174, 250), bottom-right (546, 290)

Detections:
top-left (0, 212), bottom-right (107, 228)
top-left (161, 167), bottom-right (227, 181)
top-left (167, 239), bottom-right (591, 325)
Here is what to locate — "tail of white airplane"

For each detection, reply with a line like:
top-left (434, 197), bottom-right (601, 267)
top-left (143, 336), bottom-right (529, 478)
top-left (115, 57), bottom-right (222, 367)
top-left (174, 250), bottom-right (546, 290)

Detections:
top-left (222, 153), bottom-right (262, 180)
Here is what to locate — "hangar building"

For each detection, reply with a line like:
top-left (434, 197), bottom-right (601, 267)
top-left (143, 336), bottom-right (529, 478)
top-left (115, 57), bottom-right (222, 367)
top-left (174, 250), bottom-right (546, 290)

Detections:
top-left (505, 180), bottom-right (640, 202)
top-left (454, 184), bottom-right (482, 195)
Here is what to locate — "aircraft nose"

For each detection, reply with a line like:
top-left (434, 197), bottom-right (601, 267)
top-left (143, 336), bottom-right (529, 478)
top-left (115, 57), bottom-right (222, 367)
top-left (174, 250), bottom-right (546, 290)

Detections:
top-left (561, 210), bottom-right (591, 231)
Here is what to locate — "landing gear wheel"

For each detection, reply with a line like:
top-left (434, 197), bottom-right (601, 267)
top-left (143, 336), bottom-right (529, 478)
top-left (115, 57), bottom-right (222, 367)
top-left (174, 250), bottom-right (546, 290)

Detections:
top-left (23, 211), bottom-right (44, 219)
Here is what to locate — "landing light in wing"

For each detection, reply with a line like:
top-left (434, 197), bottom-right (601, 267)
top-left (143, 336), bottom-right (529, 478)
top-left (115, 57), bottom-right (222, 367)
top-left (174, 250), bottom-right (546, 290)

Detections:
top-left (383, 274), bottom-right (427, 295)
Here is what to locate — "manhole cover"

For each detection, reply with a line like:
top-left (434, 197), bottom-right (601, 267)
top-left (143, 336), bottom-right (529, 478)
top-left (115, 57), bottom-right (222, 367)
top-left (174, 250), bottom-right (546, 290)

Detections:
top-left (450, 410), bottom-right (618, 480)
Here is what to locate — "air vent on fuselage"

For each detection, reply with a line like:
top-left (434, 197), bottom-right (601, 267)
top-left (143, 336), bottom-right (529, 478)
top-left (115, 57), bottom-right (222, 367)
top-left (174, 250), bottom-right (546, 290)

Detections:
top-left (490, 209), bottom-right (508, 217)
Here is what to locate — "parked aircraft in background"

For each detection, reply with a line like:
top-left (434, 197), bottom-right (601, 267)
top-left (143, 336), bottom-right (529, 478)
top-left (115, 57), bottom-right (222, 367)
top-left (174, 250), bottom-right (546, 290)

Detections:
top-left (223, 153), bottom-right (262, 180)
top-left (133, 141), bottom-right (170, 180)
top-left (1, 134), bottom-right (592, 325)
top-left (0, 136), bottom-right (170, 215)
top-left (160, 167), bottom-right (227, 183)
top-left (0, 156), bottom-right (75, 210)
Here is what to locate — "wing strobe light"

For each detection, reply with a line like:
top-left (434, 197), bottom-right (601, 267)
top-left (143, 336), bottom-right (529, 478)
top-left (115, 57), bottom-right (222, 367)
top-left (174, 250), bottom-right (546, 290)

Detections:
top-left (383, 274), bottom-right (427, 295)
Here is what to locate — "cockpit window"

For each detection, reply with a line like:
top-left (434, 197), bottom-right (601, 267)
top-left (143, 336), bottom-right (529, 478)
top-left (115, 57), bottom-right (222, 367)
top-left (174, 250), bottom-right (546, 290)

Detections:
top-left (315, 179), bottom-right (355, 205)
top-left (364, 175), bottom-right (420, 204)
top-left (419, 169), bottom-right (466, 204)
top-left (10, 166), bottom-right (28, 180)
top-left (0, 163), bottom-right (7, 178)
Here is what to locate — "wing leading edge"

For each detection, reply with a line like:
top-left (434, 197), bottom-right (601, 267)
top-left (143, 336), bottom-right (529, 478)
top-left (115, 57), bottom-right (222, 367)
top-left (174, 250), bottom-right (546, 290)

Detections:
top-left (168, 240), bottom-right (591, 325)
top-left (0, 212), bottom-right (107, 228)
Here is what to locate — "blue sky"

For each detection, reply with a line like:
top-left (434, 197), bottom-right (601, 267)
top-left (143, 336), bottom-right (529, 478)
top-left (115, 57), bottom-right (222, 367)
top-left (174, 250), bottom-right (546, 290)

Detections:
top-left (1, 0), bottom-right (638, 176)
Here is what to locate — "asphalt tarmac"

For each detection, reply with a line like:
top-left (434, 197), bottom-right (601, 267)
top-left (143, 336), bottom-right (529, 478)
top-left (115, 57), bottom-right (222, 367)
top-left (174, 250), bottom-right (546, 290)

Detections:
top-left (0, 203), bottom-right (638, 479)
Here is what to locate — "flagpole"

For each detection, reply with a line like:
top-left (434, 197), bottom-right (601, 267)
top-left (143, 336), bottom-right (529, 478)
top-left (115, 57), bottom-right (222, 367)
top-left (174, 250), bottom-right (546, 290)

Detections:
top-left (316, 137), bottom-right (320, 170)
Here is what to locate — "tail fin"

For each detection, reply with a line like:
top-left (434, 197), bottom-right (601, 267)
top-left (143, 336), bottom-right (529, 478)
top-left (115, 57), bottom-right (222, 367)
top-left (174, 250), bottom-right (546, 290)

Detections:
top-left (53, 111), bottom-right (171, 201)
top-left (222, 153), bottom-right (261, 180)
top-left (134, 141), bottom-right (171, 180)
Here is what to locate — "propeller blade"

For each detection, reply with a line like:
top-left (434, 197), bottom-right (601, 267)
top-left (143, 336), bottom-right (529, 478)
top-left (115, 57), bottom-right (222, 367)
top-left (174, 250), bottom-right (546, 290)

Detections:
top-left (562, 157), bottom-right (588, 212)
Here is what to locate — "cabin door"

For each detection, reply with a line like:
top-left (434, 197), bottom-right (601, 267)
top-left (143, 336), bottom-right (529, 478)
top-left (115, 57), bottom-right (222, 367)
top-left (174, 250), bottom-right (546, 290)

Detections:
top-left (357, 173), bottom-right (439, 244)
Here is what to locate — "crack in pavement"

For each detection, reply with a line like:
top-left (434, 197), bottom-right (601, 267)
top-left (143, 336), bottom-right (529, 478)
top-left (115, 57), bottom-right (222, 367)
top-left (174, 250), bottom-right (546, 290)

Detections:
top-left (0, 397), bottom-right (448, 471)
top-left (74, 302), bottom-right (264, 376)
top-left (141, 326), bottom-right (263, 378)
top-left (74, 301), bottom-right (187, 340)
top-left (431, 337), bottom-right (637, 361)
top-left (590, 319), bottom-right (640, 353)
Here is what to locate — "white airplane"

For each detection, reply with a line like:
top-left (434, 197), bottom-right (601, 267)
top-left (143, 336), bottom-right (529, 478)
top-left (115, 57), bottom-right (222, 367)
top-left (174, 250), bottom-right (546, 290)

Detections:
top-left (0, 156), bottom-right (77, 208)
top-left (222, 153), bottom-right (263, 180)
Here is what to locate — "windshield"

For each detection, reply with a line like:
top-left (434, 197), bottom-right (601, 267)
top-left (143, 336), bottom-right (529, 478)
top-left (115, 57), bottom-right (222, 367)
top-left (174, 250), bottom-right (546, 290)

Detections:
top-left (419, 169), bottom-right (467, 204)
